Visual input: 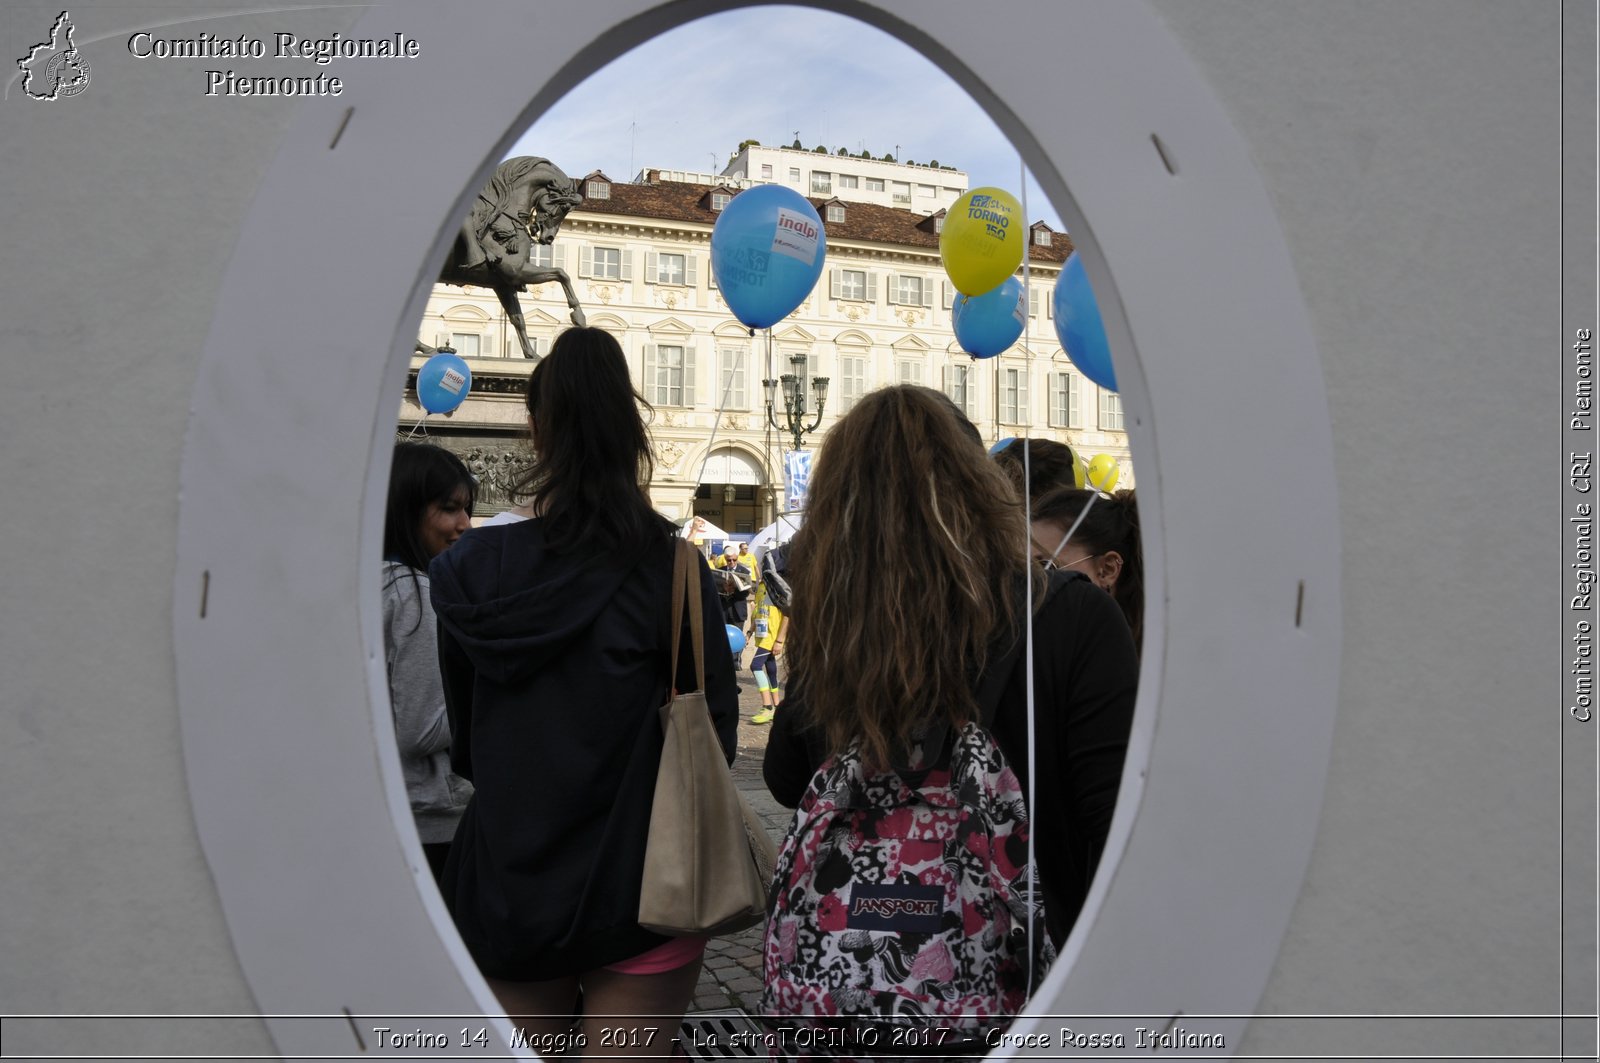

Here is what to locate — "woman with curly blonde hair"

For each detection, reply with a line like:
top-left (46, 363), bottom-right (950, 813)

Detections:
top-left (763, 385), bottom-right (1138, 948)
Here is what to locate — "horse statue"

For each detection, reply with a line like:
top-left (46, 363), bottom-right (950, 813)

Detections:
top-left (423, 157), bottom-right (587, 360)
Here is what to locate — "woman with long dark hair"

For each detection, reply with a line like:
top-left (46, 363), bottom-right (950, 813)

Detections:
top-left (381, 442), bottom-right (477, 882)
top-left (1032, 487), bottom-right (1145, 653)
top-left (761, 386), bottom-right (1137, 1033)
top-left (429, 327), bottom-right (738, 1052)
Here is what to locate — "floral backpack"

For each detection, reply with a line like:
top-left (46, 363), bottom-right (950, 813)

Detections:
top-left (759, 613), bottom-right (1056, 1052)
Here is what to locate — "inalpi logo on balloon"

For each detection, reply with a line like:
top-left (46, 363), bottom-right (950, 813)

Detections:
top-left (772, 208), bottom-right (820, 266)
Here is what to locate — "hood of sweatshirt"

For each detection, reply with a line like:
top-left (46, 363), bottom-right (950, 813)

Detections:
top-left (428, 520), bottom-right (646, 686)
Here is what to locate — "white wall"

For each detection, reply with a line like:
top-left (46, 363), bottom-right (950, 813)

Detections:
top-left (0, 0), bottom-right (1584, 1058)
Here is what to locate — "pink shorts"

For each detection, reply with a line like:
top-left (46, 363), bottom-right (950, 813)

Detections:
top-left (603, 934), bottom-right (708, 975)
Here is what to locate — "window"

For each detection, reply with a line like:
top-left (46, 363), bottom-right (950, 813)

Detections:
top-left (760, 163), bottom-right (773, 178)
top-left (935, 214), bottom-right (945, 233)
top-left (865, 177), bottom-right (885, 192)
top-left (580, 244), bottom-right (632, 281)
top-left (585, 179), bottom-right (610, 199)
top-left (829, 268), bottom-right (875, 302)
top-left (449, 332), bottom-right (481, 358)
top-left (891, 181), bottom-right (911, 205)
top-left (644, 343), bottom-right (695, 407)
top-left (652, 252), bottom-right (688, 286)
top-left (887, 273), bottom-right (932, 308)
top-left (1099, 390), bottom-right (1125, 431)
top-left (528, 244), bottom-right (553, 269)
top-left (1049, 371), bottom-right (1081, 428)
top-left (1033, 228), bottom-right (1052, 246)
top-left (811, 172), bottom-right (832, 194)
top-left (717, 345), bottom-right (749, 408)
top-left (838, 174), bottom-right (859, 189)
top-left (838, 355), bottom-right (867, 412)
top-left (788, 167), bottom-right (801, 181)
top-left (998, 366), bottom-right (1030, 424)
top-left (826, 204), bottom-right (846, 223)
top-left (945, 363), bottom-right (976, 419)
top-left (918, 184), bottom-right (936, 198)
top-left (896, 359), bottom-right (924, 385)
top-left (710, 192), bottom-right (730, 211)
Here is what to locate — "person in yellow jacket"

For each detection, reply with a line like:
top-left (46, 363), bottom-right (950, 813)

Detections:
top-left (747, 577), bottom-right (787, 725)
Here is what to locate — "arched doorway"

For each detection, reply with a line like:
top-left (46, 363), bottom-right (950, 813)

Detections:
top-left (693, 447), bottom-right (768, 534)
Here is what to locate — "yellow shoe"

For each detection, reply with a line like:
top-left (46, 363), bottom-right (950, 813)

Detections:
top-left (751, 707), bottom-right (775, 725)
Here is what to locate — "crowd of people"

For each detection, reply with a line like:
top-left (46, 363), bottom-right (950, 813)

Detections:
top-left (381, 326), bottom-right (1142, 1056)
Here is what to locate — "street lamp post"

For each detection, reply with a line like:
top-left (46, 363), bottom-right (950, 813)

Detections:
top-left (763, 354), bottom-right (830, 451)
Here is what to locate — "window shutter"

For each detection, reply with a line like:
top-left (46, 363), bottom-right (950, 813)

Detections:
top-left (886, 271), bottom-right (900, 305)
top-left (642, 343), bottom-right (658, 401)
top-left (1020, 367), bottom-right (1031, 419)
top-left (683, 345), bottom-right (697, 406)
top-left (942, 280), bottom-right (954, 309)
top-left (621, 250), bottom-right (633, 282)
top-left (921, 276), bottom-right (934, 308)
top-left (829, 268), bottom-right (840, 300)
top-left (578, 245), bottom-right (592, 279)
top-left (1028, 287), bottom-right (1040, 317)
top-left (865, 273), bottom-right (877, 303)
top-left (644, 251), bottom-right (658, 285)
top-left (553, 244), bottom-right (567, 270)
top-left (707, 261), bottom-right (718, 289)
top-left (686, 255), bottom-right (698, 287)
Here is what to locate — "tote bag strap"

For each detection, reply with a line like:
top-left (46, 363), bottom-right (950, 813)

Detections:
top-left (668, 539), bottom-right (708, 694)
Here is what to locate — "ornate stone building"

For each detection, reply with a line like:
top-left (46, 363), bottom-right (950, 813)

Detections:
top-left (402, 155), bottom-right (1131, 530)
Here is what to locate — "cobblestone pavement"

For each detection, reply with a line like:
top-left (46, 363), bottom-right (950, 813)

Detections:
top-left (691, 652), bottom-right (792, 1016)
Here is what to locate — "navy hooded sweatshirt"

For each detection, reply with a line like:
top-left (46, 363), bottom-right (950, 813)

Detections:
top-left (429, 520), bottom-right (739, 979)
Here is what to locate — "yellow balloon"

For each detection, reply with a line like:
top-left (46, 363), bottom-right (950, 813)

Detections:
top-left (940, 187), bottom-right (1025, 296)
top-left (1087, 453), bottom-right (1121, 492)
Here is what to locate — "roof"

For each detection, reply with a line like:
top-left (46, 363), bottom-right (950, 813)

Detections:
top-left (570, 176), bottom-right (1074, 264)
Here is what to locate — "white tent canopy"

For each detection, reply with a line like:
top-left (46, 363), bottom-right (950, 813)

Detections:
top-left (679, 515), bottom-right (729, 542)
top-left (748, 512), bottom-right (803, 563)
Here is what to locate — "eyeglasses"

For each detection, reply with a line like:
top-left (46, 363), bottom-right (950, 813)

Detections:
top-left (1031, 541), bottom-right (1098, 571)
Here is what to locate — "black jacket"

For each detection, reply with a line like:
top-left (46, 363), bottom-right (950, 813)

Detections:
top-left (762, 570), bottom-right (1138, 947)
top-left (430, 522), bottom-right (739, 979)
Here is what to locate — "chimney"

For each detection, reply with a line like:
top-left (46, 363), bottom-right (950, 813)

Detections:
top-left (647, 169), bottom-right (661, 184)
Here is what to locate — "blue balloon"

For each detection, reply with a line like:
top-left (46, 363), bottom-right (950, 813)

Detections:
top-left (988, 436), bottom-right (1017, 457)
top-left (951, 276), bottom-right (1026, 359)
top-left (725, 624), bottom-right (747, 654)
top-left (711, 185), bottom-right (827, 329)
top-left (1053, 252), bottom-right (1116, 392)
top-left (417, 352), bottom-right (472, 414)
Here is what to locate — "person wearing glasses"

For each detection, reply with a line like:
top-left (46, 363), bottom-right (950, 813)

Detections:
top-left (1030, 487), bottom-right (1144, 655)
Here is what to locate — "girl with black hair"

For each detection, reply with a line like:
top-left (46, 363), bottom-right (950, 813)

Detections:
top-left (381, 442), bottom-right (477, 882)
top-left (429, 327), bottom-right (738, 1055)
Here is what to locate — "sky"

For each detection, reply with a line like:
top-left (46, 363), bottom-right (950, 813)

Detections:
top-left (507, 5), bottom-right (1062, 229)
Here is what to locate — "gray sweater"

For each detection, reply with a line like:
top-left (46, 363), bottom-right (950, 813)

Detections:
top-left (382, 562), bottom-right (473, 844)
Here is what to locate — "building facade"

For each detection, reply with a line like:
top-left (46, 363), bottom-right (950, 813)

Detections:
top-left (404, 155), bottom-right (1131, 530)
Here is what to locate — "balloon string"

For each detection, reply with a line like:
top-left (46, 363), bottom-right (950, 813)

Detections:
top-left (1018, 152), bottom-right (1041, 1006)
top-left (690, 342), bottom-right (747, 491)
top-left (1048, 488), bottom-right (1103, 564)
top-left (405, 414), bottom-right (428, 439)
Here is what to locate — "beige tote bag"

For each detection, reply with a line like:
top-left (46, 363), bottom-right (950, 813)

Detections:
top-left (638, 540), bottom-right (777, 937)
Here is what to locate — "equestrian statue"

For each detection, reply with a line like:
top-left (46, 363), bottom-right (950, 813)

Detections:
top-left (422, 157), bottom-right (587, 360)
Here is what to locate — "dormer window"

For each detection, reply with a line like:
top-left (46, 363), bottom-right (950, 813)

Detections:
top-left (935, 215), bottom-right (945, 233)
top-left (711, 192), bottom-right (731, 211)
top-left (585, 179), bottom-right (611, 200)
top-left (826, 203), bottom-right (845, 223)
top-left (1032, 227), bottom-right (1051, 246)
